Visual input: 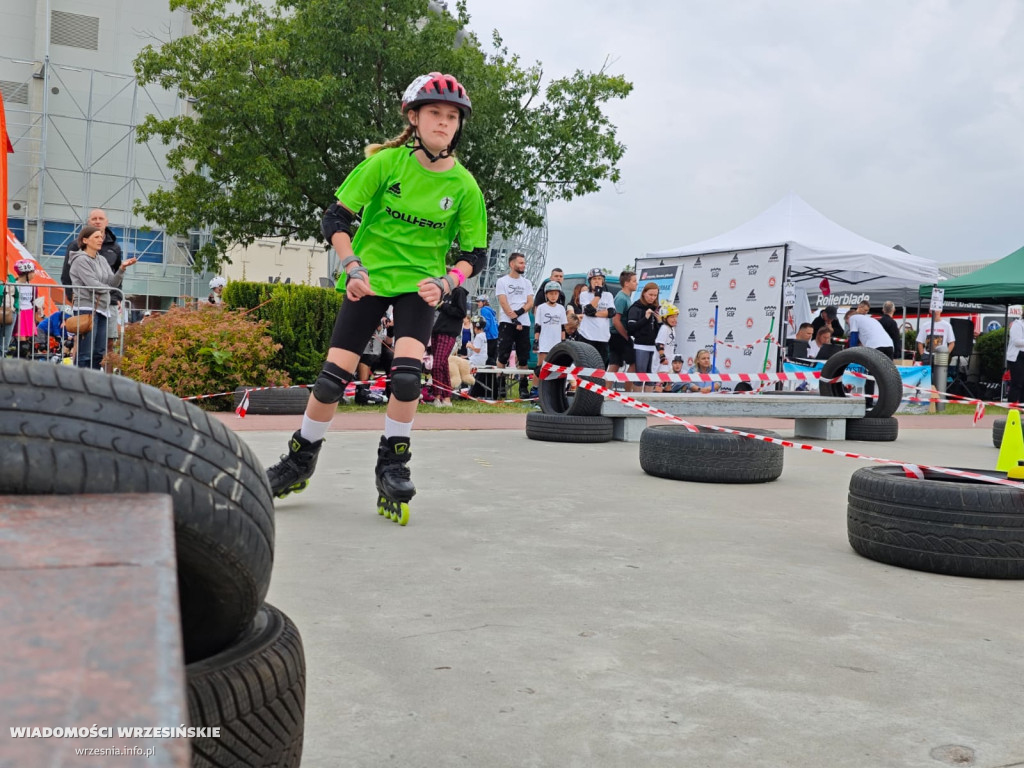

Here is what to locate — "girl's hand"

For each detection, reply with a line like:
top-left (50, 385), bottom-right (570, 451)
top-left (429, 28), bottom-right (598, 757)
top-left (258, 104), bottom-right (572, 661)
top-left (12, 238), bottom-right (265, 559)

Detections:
top-left (346, 271), bottom-right (375, 301)
top-left (417, 278), bottom-right (444, 306)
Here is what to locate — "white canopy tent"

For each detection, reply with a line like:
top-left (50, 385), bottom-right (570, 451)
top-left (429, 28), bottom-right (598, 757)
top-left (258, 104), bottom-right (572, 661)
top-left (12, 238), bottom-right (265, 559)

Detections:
top-left (645, 193), bottom-right (940, 291)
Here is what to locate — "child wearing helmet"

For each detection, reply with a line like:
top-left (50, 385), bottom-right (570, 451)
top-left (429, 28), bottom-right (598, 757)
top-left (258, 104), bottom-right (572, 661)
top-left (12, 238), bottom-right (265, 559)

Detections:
top-left (578, 268), bottom-right (618, 365)
top-left (208, 276), bottom-right (227, 305)
top-left (655, 301), bottom-right (680, 373)
top-left (12, 259), bottom-right (40, 355)
top-left (533, 280), bottom-right (568, 391)
top-left (265, 72), bottom-right (488, 526)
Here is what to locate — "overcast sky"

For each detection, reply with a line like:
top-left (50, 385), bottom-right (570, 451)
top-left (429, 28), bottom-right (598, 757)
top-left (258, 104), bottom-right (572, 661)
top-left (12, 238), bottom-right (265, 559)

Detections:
top-left (465, 0), bottom-right (1024, 275)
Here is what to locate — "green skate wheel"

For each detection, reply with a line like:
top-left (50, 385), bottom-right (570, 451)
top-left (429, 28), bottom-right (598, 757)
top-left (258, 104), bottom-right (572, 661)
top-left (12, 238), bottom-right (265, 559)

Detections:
top-left (394, 502), bottom-right (409, 526)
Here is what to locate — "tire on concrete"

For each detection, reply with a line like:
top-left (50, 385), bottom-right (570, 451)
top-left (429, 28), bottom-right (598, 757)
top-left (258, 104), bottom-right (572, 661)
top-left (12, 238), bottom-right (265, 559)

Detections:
top-left (525, 411), bottom-right (614, 443)
top-left (992, 417), bottom-right (1023, 449)
top-left (818, 347), bottom-right (903, 419)
top-left (188, 603), bottom-right (305, 767)
top-left (848, 464), bottom-right (1024, 579)
top-left (233, 386), bottom-right (311, 415)
top-left (845, 416), bottom-right (899, 442)
top-left (639, 425), bottom-right (784, 483)
top-left (0, 360), bottom-right (274, 663)
top-left (538, 340), bottom-right (606, 417)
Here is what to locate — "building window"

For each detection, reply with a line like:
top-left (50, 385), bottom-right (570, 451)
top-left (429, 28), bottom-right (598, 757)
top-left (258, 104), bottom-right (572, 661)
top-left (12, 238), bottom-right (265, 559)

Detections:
top-left (42, 220), bottom-right (77, 257)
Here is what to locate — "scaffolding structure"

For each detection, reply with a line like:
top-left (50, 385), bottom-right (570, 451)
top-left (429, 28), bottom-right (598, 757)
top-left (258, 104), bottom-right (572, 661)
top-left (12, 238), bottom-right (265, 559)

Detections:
top-left (1, 54), bottom-right (212, 304)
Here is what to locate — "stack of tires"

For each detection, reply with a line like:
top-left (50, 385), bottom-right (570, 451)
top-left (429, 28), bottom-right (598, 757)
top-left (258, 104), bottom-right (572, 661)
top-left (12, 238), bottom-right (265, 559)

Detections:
top-left (0, 360), bottom-right (305, 767)
top-left (818, 348), bottom-right (903, 441)
top-left (526, 341), bottom-right (614, 443)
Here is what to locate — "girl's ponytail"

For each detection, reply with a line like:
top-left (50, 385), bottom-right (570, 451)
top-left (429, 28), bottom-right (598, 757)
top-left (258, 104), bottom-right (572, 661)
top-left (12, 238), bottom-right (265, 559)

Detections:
top-left (365, 124), bottom-right (415, 158)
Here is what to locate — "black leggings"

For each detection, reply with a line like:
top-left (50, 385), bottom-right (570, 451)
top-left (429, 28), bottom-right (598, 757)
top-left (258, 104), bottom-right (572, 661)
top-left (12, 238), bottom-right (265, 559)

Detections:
top-left (329, 293), bottom-right (434, 358)
top-left (1008, 355), bottom-right (1024, 404)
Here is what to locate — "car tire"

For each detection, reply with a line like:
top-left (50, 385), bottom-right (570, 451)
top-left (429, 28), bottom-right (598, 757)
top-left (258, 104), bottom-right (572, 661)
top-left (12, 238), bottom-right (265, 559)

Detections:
top-left (991, 417), bottom-right (1023, 449)
top-left (233, 386), bottom-right (311, 415)
top-left (845, 416), bottom-right (899, 442)
top-left (639, 425), bottom-right (784, 483)
top-left (187, 604), bottom-right (305, 767)
top-left (847, 464), bottom-right (1024, 578)
top-left (0, 360), bottom-right (274, 663)
top-left (818, 347), bottom-right (903, 419)
top-left (538, 341), bottom-right (605, 417)
top-left (525, 411), bottom-right (614, 443)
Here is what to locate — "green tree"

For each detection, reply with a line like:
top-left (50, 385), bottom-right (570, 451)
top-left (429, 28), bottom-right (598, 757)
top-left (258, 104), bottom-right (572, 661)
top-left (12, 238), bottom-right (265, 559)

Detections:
top-left (134, 0), bottom-right (632, 273)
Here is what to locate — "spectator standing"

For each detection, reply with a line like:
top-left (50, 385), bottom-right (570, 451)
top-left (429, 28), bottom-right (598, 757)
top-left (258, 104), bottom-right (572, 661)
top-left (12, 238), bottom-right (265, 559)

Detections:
top-left (533, 280), bottom-right (567, 391)
top-left (610, 270), bottom-right (638, 391)
top-left (67, 226), bottom-right (138, 369)
top-left (1, 274), bottom-right (17, 357)
top-left (467, 319), bottom-right (488, 368)
top-left (578, 268), bottom-right (617, 365)
top-left (846, 307), bottom-right (895, 358)
top-left (495, 251), bottom-right (534, 371)
top-left (12, 259), bottom-right (38, 357)
top-left (60, 208), bottom-right (123, 305)
top-left (459, 314), bottom-right (472, 356)
top-left (878, 301), bottom-right (902, 359)
top-left (429, 285), bottom-right (468, 407)
top-left (208, 276), bottom-right (227, 305)
top-left (475, 294), bottom-right (499, 365)
top-left (568, 283), bottom-right (586, 315)
top-left (812, 306), bottom-right (845, 341)
top-left (916, 310), bottom-right (956, 360)
top-left (532, 267), bottom-right (565, 310)
top-left (625, 281), bottom-right (661, 376)
top-left (655, 302), bottom-right (680, 371)
top-left (1006, 315), bottom-right (1024, 404)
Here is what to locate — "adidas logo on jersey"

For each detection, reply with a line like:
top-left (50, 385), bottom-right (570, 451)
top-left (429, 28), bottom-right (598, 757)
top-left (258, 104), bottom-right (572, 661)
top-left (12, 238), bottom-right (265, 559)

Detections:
top-left (386, 182), bottom-right (402, 197)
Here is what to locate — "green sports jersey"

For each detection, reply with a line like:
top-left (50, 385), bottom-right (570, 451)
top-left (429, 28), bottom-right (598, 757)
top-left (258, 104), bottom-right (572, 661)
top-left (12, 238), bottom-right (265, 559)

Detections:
top-left (335, 147), bottom-right (488, 296)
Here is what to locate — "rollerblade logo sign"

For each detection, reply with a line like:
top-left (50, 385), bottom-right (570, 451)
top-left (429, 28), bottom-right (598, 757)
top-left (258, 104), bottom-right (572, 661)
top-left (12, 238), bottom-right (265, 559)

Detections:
top-left (386, 182), bottom-right (402, 197)
top-left (746, 290), bottom-right (757, 301)
top-left (709, 291), bottom-right (719, 303)
top-left (687, 331), bottom-right (697, 341)
top-left (384, 206), bottom-right (447, 230)
top-left (439, 196), bottom-right (454, 211)
top-left (395, 444), bottom-right (408, 454)
top-left (730, 254), bottom-right (740, 265)
top-left (693, 257), bottom-right (703, 268)
top-left (768, 250), bottom-right (780, 263)
top-left (725, 331), bottom-right (735, 342)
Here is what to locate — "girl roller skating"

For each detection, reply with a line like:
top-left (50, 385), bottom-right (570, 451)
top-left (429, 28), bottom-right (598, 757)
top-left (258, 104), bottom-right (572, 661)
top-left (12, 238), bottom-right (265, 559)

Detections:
top-left (266, 72), bottom-right (488, 526)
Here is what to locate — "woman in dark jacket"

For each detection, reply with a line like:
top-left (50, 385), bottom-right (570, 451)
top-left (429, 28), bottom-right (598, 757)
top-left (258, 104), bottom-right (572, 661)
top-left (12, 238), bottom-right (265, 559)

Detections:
top-left (625, 282), bottom-right (662, 375)
top-left (428, 286), bottom-right (469, 407)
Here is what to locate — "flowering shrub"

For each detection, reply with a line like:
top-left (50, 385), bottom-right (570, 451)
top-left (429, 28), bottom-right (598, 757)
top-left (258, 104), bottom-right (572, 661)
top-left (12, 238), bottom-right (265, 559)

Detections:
top-left (108, 306), bottom-right (291, 409)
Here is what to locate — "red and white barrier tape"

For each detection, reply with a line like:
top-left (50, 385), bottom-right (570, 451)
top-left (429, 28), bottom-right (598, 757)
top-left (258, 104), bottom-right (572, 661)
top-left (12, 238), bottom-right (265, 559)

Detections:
top-left (540, 364), bottom-right (828, 385)
top-left (568, 375), bottom-right (1023, 489)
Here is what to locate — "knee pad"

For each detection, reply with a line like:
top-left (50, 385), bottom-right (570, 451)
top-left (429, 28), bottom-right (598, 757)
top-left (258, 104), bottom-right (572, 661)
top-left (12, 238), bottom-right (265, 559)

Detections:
top-left (390, 357), bottom-right (422, 402)
top-left (312, 361), bottom-right (354, 404)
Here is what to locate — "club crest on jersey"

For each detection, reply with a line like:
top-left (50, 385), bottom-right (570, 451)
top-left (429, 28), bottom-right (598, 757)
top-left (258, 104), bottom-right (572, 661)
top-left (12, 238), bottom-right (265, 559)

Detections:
top-left (439, 196), bottom-right (454, 211)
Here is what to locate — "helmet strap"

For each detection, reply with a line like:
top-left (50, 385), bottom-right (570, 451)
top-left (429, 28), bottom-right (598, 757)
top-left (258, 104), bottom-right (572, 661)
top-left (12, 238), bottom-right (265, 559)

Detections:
top-left (406, 116), bottom-right (463, 163)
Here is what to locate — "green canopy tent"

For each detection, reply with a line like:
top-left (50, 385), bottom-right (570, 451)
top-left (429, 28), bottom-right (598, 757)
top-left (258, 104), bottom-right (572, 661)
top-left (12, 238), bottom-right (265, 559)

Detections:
top-left (918, 244), bottom-right (1024, 304)
top-left (919, 244), bottom-right (1024, 397)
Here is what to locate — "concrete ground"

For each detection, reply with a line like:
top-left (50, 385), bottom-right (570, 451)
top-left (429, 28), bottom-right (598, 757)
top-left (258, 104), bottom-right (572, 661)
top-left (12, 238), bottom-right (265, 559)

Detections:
top-left (233, 416), bottom-right (1024, 768)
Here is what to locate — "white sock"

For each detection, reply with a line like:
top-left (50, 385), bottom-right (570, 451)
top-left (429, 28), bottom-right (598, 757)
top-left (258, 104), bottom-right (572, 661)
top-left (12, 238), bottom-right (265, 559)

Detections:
top-left (384, 415), bottom-right (413, 439)
top-left (300, 414), bottom-right (332, 443)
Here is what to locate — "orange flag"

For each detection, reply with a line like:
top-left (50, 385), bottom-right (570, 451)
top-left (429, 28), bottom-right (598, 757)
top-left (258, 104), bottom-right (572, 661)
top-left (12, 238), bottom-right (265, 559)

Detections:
top-left (1, 92), bottom-right (11, 280)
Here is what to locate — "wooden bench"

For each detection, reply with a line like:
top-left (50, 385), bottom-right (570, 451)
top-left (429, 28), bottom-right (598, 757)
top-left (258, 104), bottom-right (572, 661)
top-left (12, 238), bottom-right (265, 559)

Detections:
top-left (600, 392), bottom-right (866, 442)
top-left (0, 494), bottom-right (189, 766)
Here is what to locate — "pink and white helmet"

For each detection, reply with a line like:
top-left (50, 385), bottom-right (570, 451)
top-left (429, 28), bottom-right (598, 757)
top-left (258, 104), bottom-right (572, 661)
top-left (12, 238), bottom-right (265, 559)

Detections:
top-left (14, 259), bottom-right (35, 275)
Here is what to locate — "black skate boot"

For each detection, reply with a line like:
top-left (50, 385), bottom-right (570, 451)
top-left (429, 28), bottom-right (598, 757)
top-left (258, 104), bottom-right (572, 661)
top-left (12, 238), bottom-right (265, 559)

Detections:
top-left (375, 435), bottom-right (416, 525)
top-left (266, 430), bottom-right (323, 499)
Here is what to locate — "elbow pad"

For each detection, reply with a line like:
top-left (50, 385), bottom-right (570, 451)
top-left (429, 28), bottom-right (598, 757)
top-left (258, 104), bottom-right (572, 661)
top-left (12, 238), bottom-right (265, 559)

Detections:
top-left (459, 247), bottom-right (487, 277)
top-left (584, 305), bottom-right (597, 317)
top-left (606, 307), bottom-right (616, 319)
top-left (321, 202), bottom-right (355, 242)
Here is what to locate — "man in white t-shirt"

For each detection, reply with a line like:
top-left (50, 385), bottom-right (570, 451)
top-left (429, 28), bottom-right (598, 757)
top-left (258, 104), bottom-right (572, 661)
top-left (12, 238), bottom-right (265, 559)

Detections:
top-left (495, 251), bottom-right (534, 370)
top-left (578, 267), bottom-right (617, 366)
top-left (916, 310), bottom-right (956, 359)
top-left (846, 307), bottom-right (895, 358)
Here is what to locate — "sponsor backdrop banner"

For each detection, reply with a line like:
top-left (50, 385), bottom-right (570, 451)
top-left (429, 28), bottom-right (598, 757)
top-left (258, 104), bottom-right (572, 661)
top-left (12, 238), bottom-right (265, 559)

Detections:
top-left (634, 264), bottom-right (681, 304)
top-left (636, 247), bottom-right (785, 377)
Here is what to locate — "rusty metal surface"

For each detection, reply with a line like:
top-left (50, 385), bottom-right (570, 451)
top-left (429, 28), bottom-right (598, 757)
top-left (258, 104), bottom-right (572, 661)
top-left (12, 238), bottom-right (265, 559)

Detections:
top-left (0, 494), bottom-right (189, 767)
